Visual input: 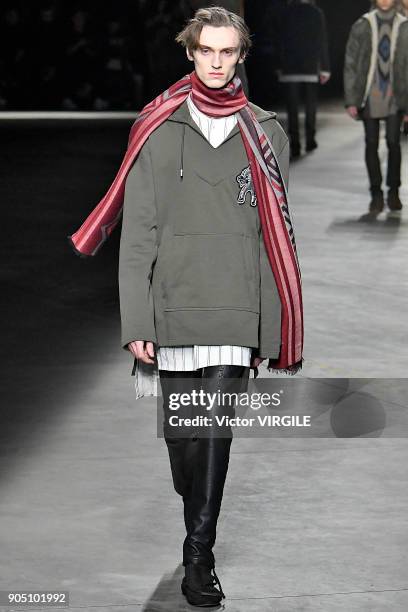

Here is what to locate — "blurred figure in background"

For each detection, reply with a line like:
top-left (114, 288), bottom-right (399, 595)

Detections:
top-left (189, 0), bottom-right (244, 13)
top-left (60, 8), bottom-right (100, 110)
top-left (344, 0), bottom-right (408, 221)
top-left (244, 0), bottom-right (285, 109)
top-left (0, 6), bottom-right (27, 109)
top-left (26, 2), bottom-right (63, 109)
top-left (96, 13), bottom-right (143, 110)
top-left (278, 0), bottom-right (331, 159)
top-left (142, 0), bottom-right (191, 98)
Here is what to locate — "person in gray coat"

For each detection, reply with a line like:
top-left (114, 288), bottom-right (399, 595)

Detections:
top-left (344, 0), bottom-right (408, 221)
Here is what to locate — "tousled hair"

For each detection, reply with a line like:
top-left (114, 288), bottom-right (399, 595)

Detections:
top-left (175, 6), bottom-right (251, 59)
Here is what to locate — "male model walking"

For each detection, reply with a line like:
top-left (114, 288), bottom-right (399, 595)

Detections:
top-left (68, 6), bottom-right (303, 607)
top-left (279, 0), bottom-right (331, 159)
top-left (344, 0), bottom-right (408, 221)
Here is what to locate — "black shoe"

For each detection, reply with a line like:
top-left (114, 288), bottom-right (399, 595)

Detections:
top-left (306, 139), bottom-right (318, 152)
top-left (359, 192), bottom-right (384, 222)
top-left (387, 191), bottom-right (403, 212)
top-left (181, 563), bottom-right (225, 607)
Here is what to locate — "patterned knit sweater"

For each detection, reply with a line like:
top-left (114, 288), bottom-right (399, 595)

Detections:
top-left (365, 8), bottom-right (398, 118)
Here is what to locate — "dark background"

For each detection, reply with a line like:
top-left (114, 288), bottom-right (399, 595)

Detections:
top-left (0, 0), bottom-right (370, 111)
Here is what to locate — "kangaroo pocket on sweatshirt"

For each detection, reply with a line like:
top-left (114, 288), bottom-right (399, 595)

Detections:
top-left (157, 232), bottom-right (260, 313)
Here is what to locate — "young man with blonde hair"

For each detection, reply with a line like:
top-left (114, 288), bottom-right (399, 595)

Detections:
top-left (188, 0), bottom-right (249, 93)
top-left (68, 5), bottom-right (303, 607)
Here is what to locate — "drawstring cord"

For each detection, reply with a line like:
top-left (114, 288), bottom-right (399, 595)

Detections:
top-left (180, 123), bottom-right (185, 181)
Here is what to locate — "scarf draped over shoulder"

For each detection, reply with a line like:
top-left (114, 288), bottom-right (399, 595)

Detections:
top-left (67, 71), bottom-right (304, 373)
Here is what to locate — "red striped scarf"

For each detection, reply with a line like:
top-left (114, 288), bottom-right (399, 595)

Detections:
top-left (68, 71), bottom-right (303, 373)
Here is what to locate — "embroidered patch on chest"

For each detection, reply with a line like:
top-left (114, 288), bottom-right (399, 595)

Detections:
top-left (236, 166), bottom-right (257, 207)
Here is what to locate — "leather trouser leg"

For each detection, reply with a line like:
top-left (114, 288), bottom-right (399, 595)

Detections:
top-left (185, 365), bottom-right (250, 568)
top-left (159, 365), bottom-right (250, 568)
top-left (159, 369), bottom-right (202, 537)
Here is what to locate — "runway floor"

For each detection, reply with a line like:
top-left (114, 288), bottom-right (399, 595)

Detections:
top-left (1, 109), bottom-right (407, 611)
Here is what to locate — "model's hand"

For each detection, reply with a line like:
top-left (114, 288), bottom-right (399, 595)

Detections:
top-left (319, 72), bottom-right (331, 85)
top-left (128, 340), bottom-right (155, 364)
top-left (346, 106), bottom-right (359, 120)
top-left (251, 356), bottom-right (266, 368)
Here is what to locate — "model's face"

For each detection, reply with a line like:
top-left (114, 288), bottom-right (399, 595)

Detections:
top-left (187, 25), bottom-right (244, 89)
top-left (375, 0), bottom-right (396, 11)
top-left (402, 0), bottom-right (408, 9)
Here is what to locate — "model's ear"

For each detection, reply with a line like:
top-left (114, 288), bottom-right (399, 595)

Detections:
top-left (186, 47), bottom-right (194, 62)
top-left (238, 54), bottom-right (246, 64)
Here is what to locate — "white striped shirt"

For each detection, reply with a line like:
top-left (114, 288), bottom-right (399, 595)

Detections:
top-left (156, 344), bottom-right (252, 371)
top-left (132, 93), bottom-right (252, 397)
top-left (186, 91), bottom-right (237, 147)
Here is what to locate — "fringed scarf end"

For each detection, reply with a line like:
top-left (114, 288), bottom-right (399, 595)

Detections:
top-left (267, 357), bottom-right (304, 376)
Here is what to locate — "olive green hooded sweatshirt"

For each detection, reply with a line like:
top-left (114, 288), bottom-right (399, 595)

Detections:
top-left (118, 99), bottom-right (290, 360)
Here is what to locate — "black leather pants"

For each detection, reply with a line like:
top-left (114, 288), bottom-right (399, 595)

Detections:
top-left (159, 365), bottom-right (250, 569)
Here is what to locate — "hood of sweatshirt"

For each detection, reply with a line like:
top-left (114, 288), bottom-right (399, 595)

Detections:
top-left (167, 97), bottom-right (276, 129)
top-left (166, 98), bottom-right (277, 183)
